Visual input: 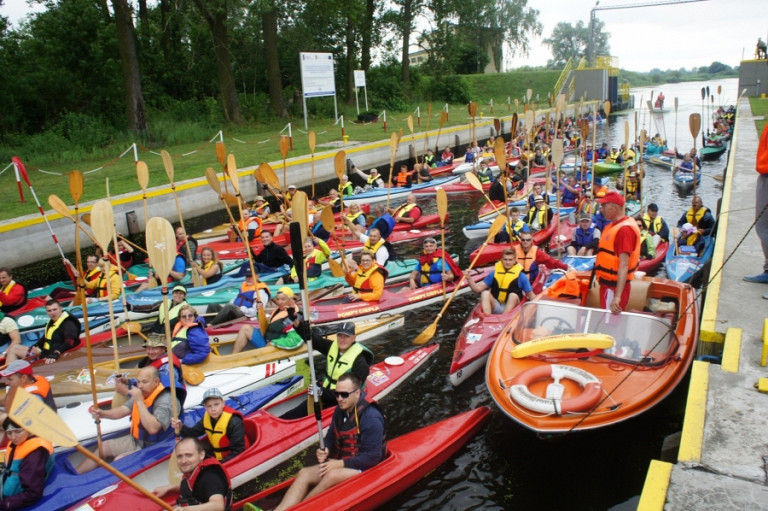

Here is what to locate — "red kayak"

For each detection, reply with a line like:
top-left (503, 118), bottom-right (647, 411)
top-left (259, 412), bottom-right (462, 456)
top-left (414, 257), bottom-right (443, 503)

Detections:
top-left (469, 214), bottom-right (559, 266)
top-left (548, 218), bottom-right (577, 253)
top-left (449, 269), bottom-right (548, 386)
top-left (308, 270), bottom-right (490, 326)
top-left (71, 343), bottom-right (440, 511)
top-left (333, 213), bottom-right (445, 235)
top-left (233, 407), bottom-right (491, 511)
top-left (640, 241), bottom-right (669, 275)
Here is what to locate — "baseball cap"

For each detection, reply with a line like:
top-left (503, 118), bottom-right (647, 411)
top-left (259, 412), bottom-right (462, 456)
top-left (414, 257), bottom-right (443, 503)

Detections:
top-left (172, 285), bottom-right (187, 295)
top-left (143, 333), bottom-right (168, 348)
top-left (578, 212), bottom-right (592, 221)
top-left (254, 196), bottom-right (265, 202)
top-left (202, 388), bottom-right (224, 402)
top-left (288, 184), bottom-right (297, 189)
top-left (277, 286), bottom-right (295, 298)
top-left (0, 360), bottom-right (33, 378)
top-left (337, 322), bottom-right (356, 336)
top-left (534, 195), bottom-right (545, 203)
top-left (596, 190), bottom-right (625, 207)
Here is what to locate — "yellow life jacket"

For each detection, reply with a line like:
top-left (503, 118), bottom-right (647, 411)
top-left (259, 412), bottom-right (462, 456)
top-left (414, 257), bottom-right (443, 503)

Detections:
top-left (43, 311), bottom-right (71, 351)
top-left (491, 261), bottom-right (523, 304)
top-left (685, 206), bottom-right (709, 226)
top-left (323, 342), bottom-right (365, 389)
top-left (394, 203), bottom-right (417, 219)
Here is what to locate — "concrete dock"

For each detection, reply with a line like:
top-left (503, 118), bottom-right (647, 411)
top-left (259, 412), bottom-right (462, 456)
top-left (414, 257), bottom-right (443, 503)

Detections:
top-left (639, 97), bottom-right (768, 509)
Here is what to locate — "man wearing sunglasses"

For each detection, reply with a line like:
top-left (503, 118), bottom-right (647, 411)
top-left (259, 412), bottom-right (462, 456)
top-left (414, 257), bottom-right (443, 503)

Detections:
top-left (273, 373), bottom-right (384, 511)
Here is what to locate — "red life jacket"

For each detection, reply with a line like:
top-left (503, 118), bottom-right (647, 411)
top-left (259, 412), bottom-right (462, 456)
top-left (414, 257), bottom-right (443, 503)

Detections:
top-left (202, 406), bottom-right (249, 460)
top-left (178, 457), bottom-right (232, 509)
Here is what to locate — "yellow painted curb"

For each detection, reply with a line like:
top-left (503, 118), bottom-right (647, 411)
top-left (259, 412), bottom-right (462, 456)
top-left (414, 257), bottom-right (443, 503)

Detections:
top-left (637, 459), bottom-right (673, 511)
top-left (720, 327), bottom-right (742, 373)
top-left (678, 360), bottom-right (709, 463)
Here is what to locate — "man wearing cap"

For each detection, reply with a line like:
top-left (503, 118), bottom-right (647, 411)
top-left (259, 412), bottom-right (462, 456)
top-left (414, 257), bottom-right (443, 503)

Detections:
top-left (388, 193), bottom-right (422, 225)
top-left (133, 284), bottom-right (189, 334)
top-left (524, 194), bottom-right (553, 232)
top-left (273, 373), bottom-right (384, 511)
top-left (77, 365), bottom-right (185, 473)
top-left (643, 203), bottom-right (670, 242)
top-left (130, 333), bottom-right (183, 391)
top-left (409, 237), bottom-right (462, 289)
top-left (0, 418), bottom-right (54, 509)
top-left (594, 190), bottom-right (641, 313)
top-left (568, 213), bottom-right (601, 256)
top-left (351, 165), bottom-right (385, 190)
top-left (153, 436), bottom-right (232, 510)
top-left (250, 230), bottom-right (294, 275)
top-left (676, 195), bottom-right (714, 237)
top-left (231, 286), bottom-right (301, 353)
top-left (281, 322), bottom-right (373, 419)
top-left (207, 266), bottom-right (270, 327)
top-left (171, 388), bottom-right (246, 462)
top-left (5, 299), bottom-right (81, 365)
top-left (467, 248), bottom-right (535, 314)
top-left (0, 359), bottom-right (56, 411)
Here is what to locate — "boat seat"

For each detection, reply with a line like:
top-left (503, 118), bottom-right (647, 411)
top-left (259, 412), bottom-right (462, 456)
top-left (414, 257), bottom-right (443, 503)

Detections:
top-left (585, 278), bottom-right (652, 311)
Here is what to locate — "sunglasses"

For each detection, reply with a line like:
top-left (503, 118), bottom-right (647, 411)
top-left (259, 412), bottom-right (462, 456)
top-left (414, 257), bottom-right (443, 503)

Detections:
top-left (520, 238), bottom-right (533, 242)
top-left (334, 389), bottom-right (358, 399)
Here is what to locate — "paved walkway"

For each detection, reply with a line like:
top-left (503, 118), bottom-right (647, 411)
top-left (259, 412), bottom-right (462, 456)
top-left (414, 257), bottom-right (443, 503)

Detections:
top-left (639, 97), bottom-right (768, 509)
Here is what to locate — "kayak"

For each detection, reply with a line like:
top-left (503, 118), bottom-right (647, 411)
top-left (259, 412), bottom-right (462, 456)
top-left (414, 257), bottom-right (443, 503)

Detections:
top-left (308, 271), bottom-right (490, 327)
top-left (468, 214), bottom-right (560, 266)
top-left (332, 213), bottom-right (444, 235)
top-left (30, 376), bottom-right (303, 511)
top-left (341, 174), bottom-right (461, 206)
top-left (593, 161), bottom-right (625, 175)
top-left (672, 167), bottom-right (701, 191)
top-left (700, 144), bottom-right (727, 161)
top-left (233, 407), bottom-right (491, 511)
top-left (71, 343), bottom-right (441, 511)
top-left (665, 235), bottom-right (714, 284)
top-left (643, 153), bottom-right (675, 171)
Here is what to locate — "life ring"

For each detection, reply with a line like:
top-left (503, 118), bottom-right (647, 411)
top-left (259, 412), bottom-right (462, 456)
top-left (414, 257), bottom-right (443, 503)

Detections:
top-left (509, 364), bottom-right (602, 415)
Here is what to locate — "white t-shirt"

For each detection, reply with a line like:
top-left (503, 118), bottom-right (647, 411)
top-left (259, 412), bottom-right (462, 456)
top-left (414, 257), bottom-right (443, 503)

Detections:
top-left (0, 316), bottom-right (18, 335)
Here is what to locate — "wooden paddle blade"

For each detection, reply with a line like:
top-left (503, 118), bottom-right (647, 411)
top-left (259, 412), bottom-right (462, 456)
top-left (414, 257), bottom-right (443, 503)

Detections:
top-left (145, 217), bottom-right (177, 283)
top-left (161, 149), bottom-right (174, 182)
top-left (69, 171), bottom-right (83, 205)
top-left (260, 162), bottom-right (281, 190)
top-left (136, 161), bottom-right (149, 191)
top-left (328, 257), bottom-right (345, 278)
top-left (8, 387), bottom-right (77, 446)
top-left (465, 171), bottom-right (483, 192)
top-left (488, 214), bottom-right (508, 238)
top-left (205, 167), bottom-right (222, 195)
top-left (280, 135), bottom-right (289, 159)
top-left (624, 120), bottom-right (629, 148)
top-left (689, 113), bottom-right (701, 139)
top-left (580, 122), bottom-right (589, 142)
top-left (226, 153), bottom-right (240, 193)
top-left (468, 101), bottom-right (478, 118)
top-left (494, 118), bottom-right (501, 134)
top-left (603, 100), bottom-right (611, 116)
top-left (221, 193), bottom-right (239, 206)
top-left (309, 131), bottom-right (316, 153)
top-left (389, 132), bottom-right (399, 152)
top-left (48, 194), bottom-right (74, 221)
top-left (524, 110), bottom-right (534, 138)
top-left (82, 213), bottom-right (92, 226)
top-left (292, 191), bottom-right (309, 244)
top-left (91, 199), bottom-right (115, 252)
top-left (320, 205), bottom-right (335, 231)
top-left (436, 187), bottom-right (448, 224)
top-left (216, 141), bottom-right (227, 167)
top-left (407, 115), bottom-right (414, 134)
top-left (334, 150), bottom-right (347, 180)
top-left (511, 113), bottom-right (518, 133)
top-left (493, 137), bottom-right (506, 171)
top-left (551, 139), bottom-right (564, 166)
top-left (412, 322), bottom-right (437, 345)
top-left (182, 365), bottom-right (205, 385)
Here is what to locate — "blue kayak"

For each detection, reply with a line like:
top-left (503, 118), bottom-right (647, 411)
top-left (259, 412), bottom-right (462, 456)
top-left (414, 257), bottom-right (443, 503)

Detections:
top-left (23, 375), bottom-right (303, 511)
top-left (665, 235), bottom-right (714, 283)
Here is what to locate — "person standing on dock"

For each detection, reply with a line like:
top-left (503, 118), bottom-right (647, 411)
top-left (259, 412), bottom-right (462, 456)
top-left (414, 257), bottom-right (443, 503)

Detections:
top-left (594, 191), bottom-right (640, 313)
top-left (745, 124), bottom-right (768, 287)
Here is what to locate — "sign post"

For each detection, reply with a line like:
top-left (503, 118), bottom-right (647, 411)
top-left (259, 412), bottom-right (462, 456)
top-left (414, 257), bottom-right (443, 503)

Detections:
top-left (300, 52), bottom-right (338, 130)
top-left (354, 70), bottom-right (367, 115)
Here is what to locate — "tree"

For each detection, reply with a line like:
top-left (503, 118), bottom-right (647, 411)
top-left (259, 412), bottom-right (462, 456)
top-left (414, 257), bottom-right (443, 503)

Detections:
top-left (543, 19), bottom-right (609, 69)
top-left (190, 0), bottom-right (243, 123)
top-left (258, 0), bottom-right (288, 117)
top-left (111, 0), bottom-right (147, 132)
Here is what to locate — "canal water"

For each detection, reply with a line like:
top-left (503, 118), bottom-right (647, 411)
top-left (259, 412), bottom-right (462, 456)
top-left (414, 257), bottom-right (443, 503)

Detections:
top-left (230, 79), bottom-right (740, 510)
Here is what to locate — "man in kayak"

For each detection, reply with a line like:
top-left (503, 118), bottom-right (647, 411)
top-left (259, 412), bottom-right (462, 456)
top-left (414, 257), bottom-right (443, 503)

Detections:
top-left (132, 284), bottom-right (189, 334)
top-left (153, 436), bottom-right (232, 511)
top-left (676, 195), bottom-right (715, 237)
top-left (494, 207), bottom-right (527, 244)
top-left (389, 193), bottom-right (422, 225)
top-left (409, 237), bottom-right (461, 289)
top-left (642, 203), bottom-right (670, 242)
top-left (345, 224), bottom-right (394, 267)
top-left (281, 321), bottom-right (373, 419)
top-left (567, 213), bottom-right (601, 256)
top-left (207, 265), bottom-right (270, 327)
top-left (516, 230), bottom-right (568, 281)
top-left (467, 248), bottom-right (535, 314)
top-left (250, 230), bottom-right (294, 275)
top-left (594, 190), bottom-right (641, 313)
top-left (0, 359), bottom-right (56, 411)
top-left (123, 333), bottom-right (184, 393)
top-left (0, 267), bottom-right (27, 314)
top-left (350, 165), bottom-right (385, 191)
top-left (367, 203), bottom-right (396, 239)
top-left (171, 388), bottom-right (246, 462)
top-left (5, 299), bottom-right (80, 365)
top-left (273, 373), bottom-right (384, 511)
top-left (524, 195), bottom-right (553, 232)
top-left (77, 365), bottom-right (185, 473)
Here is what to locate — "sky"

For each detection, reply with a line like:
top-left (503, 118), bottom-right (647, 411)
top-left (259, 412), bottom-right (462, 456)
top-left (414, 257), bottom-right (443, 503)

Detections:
top-left (2, 0), bottom-right (766, 73)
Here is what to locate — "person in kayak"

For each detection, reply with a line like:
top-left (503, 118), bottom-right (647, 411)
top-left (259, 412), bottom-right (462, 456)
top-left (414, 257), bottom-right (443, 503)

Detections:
top-left (77, 365), bottom-right (185, 473)
top-left (409, 237), bottom-right (462, 289)
top-left (273, 373), bottom-right (385, 511)
top-left (171, 388), bottom-right (246, 463)
top-left (249, 230), bottom-right (294, 275)
top-left (467, 248), bottom-right (535, 314)
top-left (0, 359), bottom-right (56, 411)
top-left (5, 299), bottom-right (81, 365)
top-left (567, 213), bottom-right (601, 256)
top-left (208, 265), bottom-right (270, 329)
top-left (642, 203), bottom-right (670, 243)
top-left (0, 418), bottom-right (54, 510)
top-left (153, 436), bottom-right (232, 511)
top-left (0, 267), bottom-right (27, 314)
top-left (676, 195), bottom-right (715, 237)
top-left (389, 193), bottom-right (422, 225)
top-left (170, 305), bottom-right (211, 365)
top-left (366, 204), bottom-right (396, 240)
top-left (344, 251), bottom-right (388, 302)
top-left (132, 284), bottom-right (189, 334)
top-left (232, 287), bottom-right (304, 353)
top-left (350, 166), bottom-right (385, 191)
top-left (345, 225), bottom-right (395, 267)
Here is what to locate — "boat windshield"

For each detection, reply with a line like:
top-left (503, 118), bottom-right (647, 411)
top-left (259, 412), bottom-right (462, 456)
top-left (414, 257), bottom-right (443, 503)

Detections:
top-left (512, 300), bottom-right (675, 364)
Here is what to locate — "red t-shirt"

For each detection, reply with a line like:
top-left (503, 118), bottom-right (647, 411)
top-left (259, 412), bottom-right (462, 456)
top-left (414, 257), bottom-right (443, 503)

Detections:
top-left (613, 223), bottom-right (638, 256)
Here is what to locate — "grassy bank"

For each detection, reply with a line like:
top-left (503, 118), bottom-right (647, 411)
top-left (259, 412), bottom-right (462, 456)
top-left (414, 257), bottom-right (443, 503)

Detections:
top-left (750, 97), bottom-right (768, 135)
